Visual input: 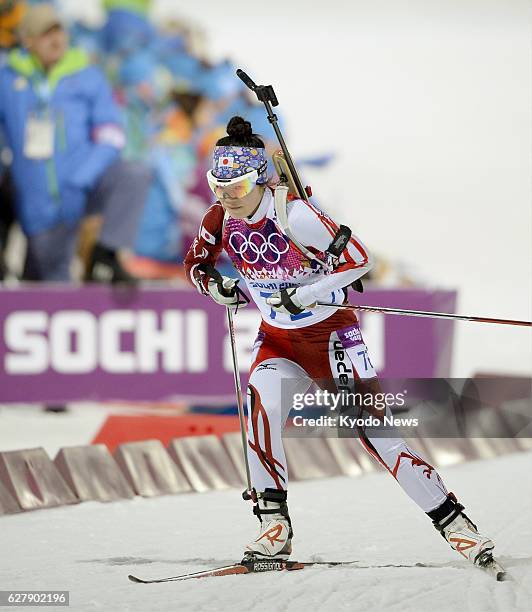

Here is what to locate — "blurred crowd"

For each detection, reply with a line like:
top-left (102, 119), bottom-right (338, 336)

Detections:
top-left (0, 0), bottom-right (418, 287)
top-left (0, 0), bottom-right (278, 284)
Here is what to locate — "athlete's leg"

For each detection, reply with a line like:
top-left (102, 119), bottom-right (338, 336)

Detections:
top-left (244, 356), bottom-right (311, 559)
top-left (353, 378), bottom-right (449, 511)
top-left (336, 321), bottom-right (496, 567)
top-left (246, 357), bottom-right (311, 492)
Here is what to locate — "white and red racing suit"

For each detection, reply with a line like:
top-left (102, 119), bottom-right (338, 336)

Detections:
top-left (184, 188), bottom-right (448, 512)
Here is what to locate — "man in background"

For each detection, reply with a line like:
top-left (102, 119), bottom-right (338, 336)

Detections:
top-left (0, 3), bottom-right (150, 282)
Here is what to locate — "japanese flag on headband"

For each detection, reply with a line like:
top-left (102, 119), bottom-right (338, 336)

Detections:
top-left (217, 156), bottom-right (234, 168)
top-left (212, 145), bottom-right (268, 183)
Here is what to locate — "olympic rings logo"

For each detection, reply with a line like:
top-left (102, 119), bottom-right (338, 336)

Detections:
top-left (228, 231), bottom-right (290, 264)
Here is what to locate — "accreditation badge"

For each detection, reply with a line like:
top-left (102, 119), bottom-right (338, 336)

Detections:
top-left (24, 114), bottom-right (55, 159)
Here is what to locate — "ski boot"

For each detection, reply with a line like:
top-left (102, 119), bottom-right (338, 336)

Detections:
top-left (244, 489), bottom-right (293, 561)
top-left (429, 493), bottom-right (500, 571)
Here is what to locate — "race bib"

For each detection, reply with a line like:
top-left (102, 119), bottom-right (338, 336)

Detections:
top-left (337, 323), bottom-right (377, 379)
top-left (24, 115), bottom-right (54, 159)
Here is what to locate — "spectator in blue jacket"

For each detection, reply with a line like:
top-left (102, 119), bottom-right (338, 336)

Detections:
top-left (0, 4), bottom-right (150, 281)
top-left (0, 0), bottom-right (25, 280)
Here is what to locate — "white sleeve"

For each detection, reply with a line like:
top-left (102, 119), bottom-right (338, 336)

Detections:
top-left (286, 200), bottom-right (373, 306)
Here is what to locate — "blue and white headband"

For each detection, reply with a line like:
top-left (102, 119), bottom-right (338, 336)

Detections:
top-left (212, 145), bottom-right (268, 184)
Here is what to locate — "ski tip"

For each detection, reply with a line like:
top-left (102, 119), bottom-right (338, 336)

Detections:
top-left (496, 571), bottom-right (508, 582)
top-left (128, 574), bottom-right (144, 583)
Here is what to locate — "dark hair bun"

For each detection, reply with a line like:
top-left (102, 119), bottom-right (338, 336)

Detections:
top-left (216, 115), bottom-right (264, 148)
top-left (226, 116), bottom-right (253, 139)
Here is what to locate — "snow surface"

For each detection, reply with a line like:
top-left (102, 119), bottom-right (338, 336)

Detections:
top-left (1, 451), bottom-right (531, 612)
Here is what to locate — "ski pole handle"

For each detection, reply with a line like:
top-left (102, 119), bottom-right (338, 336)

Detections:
top-left (200, 263), bottom-right (223, 283)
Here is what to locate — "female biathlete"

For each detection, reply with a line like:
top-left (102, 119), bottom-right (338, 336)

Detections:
top-left (184, 116), bottom-right (497, 570)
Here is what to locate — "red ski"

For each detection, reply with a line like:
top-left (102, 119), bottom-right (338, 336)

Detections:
top-left (127, 556), bottom-right (508, 584)
top-left (128, 559), bottom-right (352, 583)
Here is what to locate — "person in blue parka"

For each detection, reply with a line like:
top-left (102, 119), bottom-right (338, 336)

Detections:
top-left (0, 3), bottom-right (150, 281)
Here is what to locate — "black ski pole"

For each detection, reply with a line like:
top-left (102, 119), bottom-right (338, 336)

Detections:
top-left (198, 264), bottom-right (255, 498)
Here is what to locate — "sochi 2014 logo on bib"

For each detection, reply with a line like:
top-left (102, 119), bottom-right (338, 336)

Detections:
top-left (218, 156), bottom-right (234, 168)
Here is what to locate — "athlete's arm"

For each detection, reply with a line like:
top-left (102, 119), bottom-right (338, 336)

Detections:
top-left (183, 203), bottom-right (225, 294)
top-left (287, 199), bottom-right (374, 306)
